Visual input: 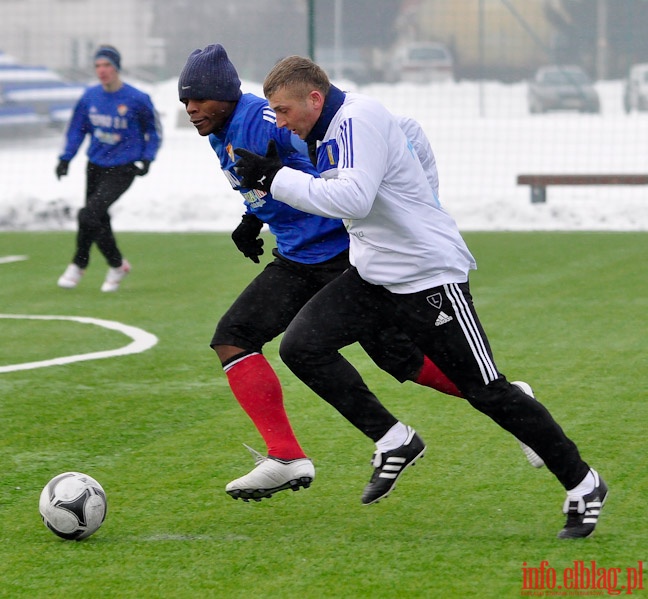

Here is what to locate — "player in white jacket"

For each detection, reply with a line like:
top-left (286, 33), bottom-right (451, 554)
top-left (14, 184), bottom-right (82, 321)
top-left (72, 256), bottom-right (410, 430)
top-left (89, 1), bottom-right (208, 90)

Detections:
top-left (234, 56), bottom-right (607, 539)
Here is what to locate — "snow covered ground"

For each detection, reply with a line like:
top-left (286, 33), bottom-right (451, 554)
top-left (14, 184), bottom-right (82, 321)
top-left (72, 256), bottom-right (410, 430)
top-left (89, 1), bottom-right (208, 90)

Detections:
top-left (1, 77), bottom-right (647, 232)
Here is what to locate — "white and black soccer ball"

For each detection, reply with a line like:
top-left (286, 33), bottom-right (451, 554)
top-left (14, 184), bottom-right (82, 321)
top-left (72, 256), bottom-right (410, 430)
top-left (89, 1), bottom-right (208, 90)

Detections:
top-left (39, 472), bottom-right (107, 540)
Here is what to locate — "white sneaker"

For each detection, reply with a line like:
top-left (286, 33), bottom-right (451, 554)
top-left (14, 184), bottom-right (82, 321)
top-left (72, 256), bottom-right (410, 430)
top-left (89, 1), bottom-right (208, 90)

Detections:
top-left (57, 263), bottom-right (85, 288)
top-left (225, 444), bottom-right (315, 502)
top-left (512, 381), bottom-right (545, 468)
top-left (101, 259), bottom-right (131, 292)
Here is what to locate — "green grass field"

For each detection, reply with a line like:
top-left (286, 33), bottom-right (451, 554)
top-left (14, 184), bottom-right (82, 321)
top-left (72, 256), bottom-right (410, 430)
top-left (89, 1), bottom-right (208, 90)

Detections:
top-left (1, 231), bottom-right (646, 598)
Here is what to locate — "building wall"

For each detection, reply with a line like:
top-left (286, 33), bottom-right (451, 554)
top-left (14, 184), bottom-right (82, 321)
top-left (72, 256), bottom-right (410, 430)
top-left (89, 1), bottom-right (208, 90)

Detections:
top-left (0, 0), bottom-right (157, 71)
top-left (414, 0), bottom-right (554, 78)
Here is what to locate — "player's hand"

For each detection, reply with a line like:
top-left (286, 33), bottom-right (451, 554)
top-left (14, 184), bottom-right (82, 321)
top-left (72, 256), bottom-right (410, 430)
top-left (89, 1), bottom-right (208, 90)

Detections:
top-left (55, 160), bottom-right (69, 180)
top-left (234, 140), bottom-right (282, 192)
top-left (133, 160), bottom-right (151, 176)
top-left (231, 213), bottom-right (265, 263)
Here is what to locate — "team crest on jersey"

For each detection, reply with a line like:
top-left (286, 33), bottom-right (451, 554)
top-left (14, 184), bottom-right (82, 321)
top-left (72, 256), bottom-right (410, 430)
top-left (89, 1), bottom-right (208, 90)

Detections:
top-left (117, 104), bottom-right (128, 116)
top-left (226, 143), bottom-right (235, 162)
top-left (426, 293), bottom-right (443, 309)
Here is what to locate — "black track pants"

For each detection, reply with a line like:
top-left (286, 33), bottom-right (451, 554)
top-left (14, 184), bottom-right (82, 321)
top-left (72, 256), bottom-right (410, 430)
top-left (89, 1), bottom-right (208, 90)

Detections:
top-left (73, 162), bottom-right (136, 268)
top-left (213, 250), bottom-right (423, 384)
top-left (280, 267), bottom-right (589, 489)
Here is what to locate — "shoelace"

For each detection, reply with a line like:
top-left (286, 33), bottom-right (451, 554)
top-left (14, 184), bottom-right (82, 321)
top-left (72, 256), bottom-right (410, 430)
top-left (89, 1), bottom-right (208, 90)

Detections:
top-left (562, 496), bottom-right (586, 515)
top-left (243, 443), bottom-right (267, 466)
top-left (371, 451), bottom-right (384, 468)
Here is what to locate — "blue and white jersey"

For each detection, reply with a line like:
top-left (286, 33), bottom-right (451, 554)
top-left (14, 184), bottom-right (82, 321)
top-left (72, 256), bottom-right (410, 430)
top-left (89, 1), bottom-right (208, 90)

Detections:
top-left (60, 83), bottom-right (161, 166)
top-left (271, 86), bottom-right (476, 293)
top-left (209, 93), bottom-right (348, 264)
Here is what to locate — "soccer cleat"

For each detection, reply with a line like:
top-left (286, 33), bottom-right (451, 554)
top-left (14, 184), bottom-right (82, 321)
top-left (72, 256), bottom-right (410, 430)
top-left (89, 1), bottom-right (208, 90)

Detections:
top-left (225, 444), bottom-right (314, 502)
top-left (362, 426), bottom-right (425, 505)
top-left (558, 470), bottom-right (608, 539)
top-left (511, 381), bottom-right (545, 468)
top-left (101, 259), bottom-right (131, 292)
top-left (57, 263), bottom-right (85, 288)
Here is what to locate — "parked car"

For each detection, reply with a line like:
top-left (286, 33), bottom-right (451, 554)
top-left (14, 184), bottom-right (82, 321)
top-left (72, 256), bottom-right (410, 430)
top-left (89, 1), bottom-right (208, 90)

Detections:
top-left (384, 42), bottom-right (454, 84)
top-left (623, 63), bottom-right (648, 113)
top-left (316, 47), bottom-right (374, 85)
top-left (527, 65), bottom-right (600, 114)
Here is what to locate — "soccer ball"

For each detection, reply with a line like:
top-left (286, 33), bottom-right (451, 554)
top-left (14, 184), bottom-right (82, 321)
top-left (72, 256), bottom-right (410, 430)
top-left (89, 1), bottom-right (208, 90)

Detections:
top-left (39, 472), bottom-right (107, 540)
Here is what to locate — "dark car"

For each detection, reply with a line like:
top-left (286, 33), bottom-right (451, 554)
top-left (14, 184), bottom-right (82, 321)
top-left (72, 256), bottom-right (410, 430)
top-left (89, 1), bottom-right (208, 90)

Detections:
top-left (528, 65), bottom-right (600, 114)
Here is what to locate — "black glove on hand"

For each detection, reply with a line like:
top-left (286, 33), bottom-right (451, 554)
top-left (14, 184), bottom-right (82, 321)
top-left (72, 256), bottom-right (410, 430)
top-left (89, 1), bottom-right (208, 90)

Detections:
top-left (133, 160), bottom-right (151, 176)
top-left (234, 140), bottom-right (282, 192)
top-left (55, 160), bottom-right (69, 180)
top-left (231, 213), bottom-right (265, 263)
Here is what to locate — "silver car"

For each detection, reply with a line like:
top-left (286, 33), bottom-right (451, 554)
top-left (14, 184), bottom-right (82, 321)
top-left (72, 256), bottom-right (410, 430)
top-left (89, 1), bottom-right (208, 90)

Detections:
top-left (384, 42), bottom-right (454, 84)
top-left (528, 65), bottom-right (600, 114)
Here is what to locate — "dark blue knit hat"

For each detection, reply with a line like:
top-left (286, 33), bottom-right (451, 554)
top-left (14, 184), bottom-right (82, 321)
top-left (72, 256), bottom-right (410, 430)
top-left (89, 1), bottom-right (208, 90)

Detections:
top-left (178, 44), bottom-right (242, 102)
top-left (94, 45), bottom-right (121, 71)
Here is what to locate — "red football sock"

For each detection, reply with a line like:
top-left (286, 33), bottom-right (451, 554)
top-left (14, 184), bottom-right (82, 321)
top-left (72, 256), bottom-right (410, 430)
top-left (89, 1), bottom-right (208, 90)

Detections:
top-left (224, 353), bottom-right (306, 460)
top-left (416, 355), bottom-right (462, 397)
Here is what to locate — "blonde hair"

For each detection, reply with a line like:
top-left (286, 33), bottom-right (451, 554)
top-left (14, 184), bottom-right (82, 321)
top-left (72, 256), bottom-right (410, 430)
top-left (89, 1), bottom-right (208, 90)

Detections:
top-left (263, 55), bottom-right (330, 99)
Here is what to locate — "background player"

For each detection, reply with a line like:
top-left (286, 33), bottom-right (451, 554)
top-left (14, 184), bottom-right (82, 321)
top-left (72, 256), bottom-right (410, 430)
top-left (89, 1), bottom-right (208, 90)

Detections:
top-left (55, 45), bottom-right (161, 292)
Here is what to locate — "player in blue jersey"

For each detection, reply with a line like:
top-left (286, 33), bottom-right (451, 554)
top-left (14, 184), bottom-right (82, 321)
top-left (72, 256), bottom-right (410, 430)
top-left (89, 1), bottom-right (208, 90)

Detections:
top-left (55, 45), bottom-right (161, 292)
top-left (178, 45), bottom-right (540, 504)
top-left (234, 55), bottom-right (607, 538)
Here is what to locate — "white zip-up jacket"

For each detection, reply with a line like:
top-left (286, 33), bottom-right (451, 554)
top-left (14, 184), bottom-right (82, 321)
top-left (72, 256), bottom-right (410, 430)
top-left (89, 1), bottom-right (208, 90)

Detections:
top-left (271, 91), bottom-right (476, 293)
top-left (396, 114), bottom-right (439, 201)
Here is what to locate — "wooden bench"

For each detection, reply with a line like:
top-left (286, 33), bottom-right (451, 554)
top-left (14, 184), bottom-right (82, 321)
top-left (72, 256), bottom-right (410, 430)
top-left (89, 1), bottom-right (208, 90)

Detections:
top-left (517, 174), bottom-right (648, 203)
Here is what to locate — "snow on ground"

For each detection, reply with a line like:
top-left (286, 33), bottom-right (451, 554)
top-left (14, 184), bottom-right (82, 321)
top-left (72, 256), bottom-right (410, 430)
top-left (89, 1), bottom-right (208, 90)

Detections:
top-left (1, 77), bottom-right (647, 232)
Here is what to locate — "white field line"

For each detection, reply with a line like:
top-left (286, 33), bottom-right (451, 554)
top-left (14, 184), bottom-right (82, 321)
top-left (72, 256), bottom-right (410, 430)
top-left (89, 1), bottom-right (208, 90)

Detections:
top-left (0, 314), bottom-right (158, 373)
top-left (0, 255), bottom-right (28, 264)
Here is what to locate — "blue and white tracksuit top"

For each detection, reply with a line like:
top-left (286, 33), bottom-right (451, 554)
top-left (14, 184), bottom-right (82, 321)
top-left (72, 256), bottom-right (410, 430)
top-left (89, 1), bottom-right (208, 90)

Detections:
top-left (209, 93), bottom-right (348, 264)
top-left (270, 85), bottom-right (477, 293)
top-left (59, 83), bottom-right (161, 166)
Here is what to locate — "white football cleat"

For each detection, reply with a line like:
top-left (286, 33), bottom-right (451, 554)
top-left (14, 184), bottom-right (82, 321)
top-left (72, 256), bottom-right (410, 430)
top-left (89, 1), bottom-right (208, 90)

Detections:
top-left (512, 381), bottom-right (545, 468)
top-left (101, 259), bottom-right (131, 292)
top-left (57, 263), bottom-right (85, 288)
top-left (226, 444), bottom-right (314, 502)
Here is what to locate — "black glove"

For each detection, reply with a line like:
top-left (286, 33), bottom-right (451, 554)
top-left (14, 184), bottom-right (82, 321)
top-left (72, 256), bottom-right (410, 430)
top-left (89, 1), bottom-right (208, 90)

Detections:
top-left (231, 213), bottom-right (265, 263)
top-left (133, 160), bottom-right (151, 176)
top-left (234, 140), bottom-right (282, 192)
top-left (55, 160), bottom-right (69, 180)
